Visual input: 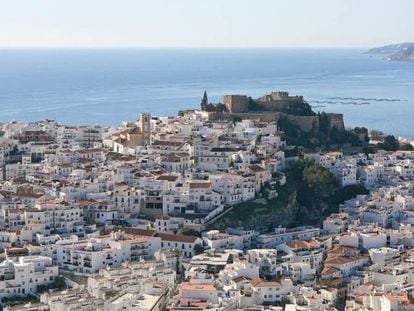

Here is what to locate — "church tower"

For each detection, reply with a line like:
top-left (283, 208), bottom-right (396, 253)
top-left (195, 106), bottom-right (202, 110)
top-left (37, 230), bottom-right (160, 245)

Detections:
top-left (139, 113), bottom-right (151, 145)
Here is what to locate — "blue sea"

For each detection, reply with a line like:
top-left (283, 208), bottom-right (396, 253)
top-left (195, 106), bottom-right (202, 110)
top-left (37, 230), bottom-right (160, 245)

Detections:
top-left (0, 48), bottom-right (413, 137)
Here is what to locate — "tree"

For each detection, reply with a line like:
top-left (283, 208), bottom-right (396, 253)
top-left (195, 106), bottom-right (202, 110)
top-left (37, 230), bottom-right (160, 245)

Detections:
top-left (400, 143), bottom-right (414, 151)
top-left (247, 97), bottom-right (262, 111)
top-left (362, 146), bottom-right (377, 156)
top-left (353, 127), bottom-right (369, 142)
top-left (37, 276), bottom-right (66, 293)
top-left (379, 135), bottom-right (399, 151)
top-left (194, 244), bottom-right (204, 255)
top-left (232, 115), bottom-right (242, 124)
top-left (302, 161), bottom-right (338, 197)
top-left (370, 130), bottom-right (384, 141)
top-left (200, 90), bottom-right (208, 110)
top-left (178, 227), bottom-right (200, 237)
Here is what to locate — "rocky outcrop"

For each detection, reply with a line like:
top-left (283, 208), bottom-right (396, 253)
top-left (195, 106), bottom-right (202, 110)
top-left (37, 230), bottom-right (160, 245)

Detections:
top-left (368, 43), bottom-right (414, 62)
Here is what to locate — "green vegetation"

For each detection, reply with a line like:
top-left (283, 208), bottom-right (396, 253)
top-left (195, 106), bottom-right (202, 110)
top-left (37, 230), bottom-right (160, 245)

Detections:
top-left (370, 129), bottom-right (384, 141)
top-left (200, 90), bottom-right (209, 110)
top-left (200, 91), bottom-right (228, 113)
top-left (231, 115), bottom-right (243, 123)
top-left (178, 227), bottom-right (201, 237)
top-left (317, 112), bottom-right (367, 146)
top-left (278, 117), bottom-right (315, 149)
top-left (60, 271), bottom-right (88, 286)
top-left (246, 96), bottom-right (315, 116)
top-left (194, 244), bottom-right (205, 255)
top-left (369, 131), bottom-right (412, 152)
top-left (283, 99), bottom-right (315, 116)
top-left (210, 159), bottom-right (368, 232)
top-left (202, 102), bottom-right (228, 113)
top-left (247, 97), bottom-right (263, 111)
top-left (377, 135), bottom-right (399, 151)
top-left (278, 113), bottom-right (367, 150)
top-left (2, 294), bottom-right (38, 306)
top-left (37, 276), bottom-right (66, 293)
top-left (400, 143), bottom-right (414, 151)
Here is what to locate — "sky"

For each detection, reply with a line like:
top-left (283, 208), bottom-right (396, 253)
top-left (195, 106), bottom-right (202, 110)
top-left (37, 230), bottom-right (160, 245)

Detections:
top-left (1, 0), bottom-right (413, 48)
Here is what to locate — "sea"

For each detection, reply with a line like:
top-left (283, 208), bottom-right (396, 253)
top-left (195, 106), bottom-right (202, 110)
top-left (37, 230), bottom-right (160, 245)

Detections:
top-left (0, 48), bottom-right (413, 137)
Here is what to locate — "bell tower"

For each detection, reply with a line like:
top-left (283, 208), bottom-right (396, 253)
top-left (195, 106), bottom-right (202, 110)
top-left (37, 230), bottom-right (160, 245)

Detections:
top-left (139, 113), bottom-right (151, 145)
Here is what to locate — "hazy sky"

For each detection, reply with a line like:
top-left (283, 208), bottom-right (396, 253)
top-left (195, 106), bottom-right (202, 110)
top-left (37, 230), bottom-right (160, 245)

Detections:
top-left (1, 0), bottom-right (413, 48)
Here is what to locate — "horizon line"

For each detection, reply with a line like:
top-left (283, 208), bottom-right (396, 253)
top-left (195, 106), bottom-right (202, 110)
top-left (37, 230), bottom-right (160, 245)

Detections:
top-left (0, 46), bottom-right (371, 50)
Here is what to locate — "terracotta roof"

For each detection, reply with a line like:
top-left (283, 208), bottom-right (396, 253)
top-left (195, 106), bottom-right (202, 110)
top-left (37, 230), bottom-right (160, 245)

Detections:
top-left (156, 216), bottom-right (171, 220)
top-left (77, 148), bottom-right (103, 154)
top-left (328, 245), bottom-right (360, 257)
top-left (233, 276), bottom-right (249, 283)
top-left (384, 293), bottom-right (409, 303)
top-left (181, 283), bottom-right (216, 291)
top-left (78, 158), bottom-right (94, 163)
top-left (250, 277), bottom-right (280, 287)
top-left (156, 232), bottom-right (199, 244)
top-left (286, 239), bottom-right (320, 249)
top-left (317, 278), bottom-right (344, 288)
top-left (321, 266), bottom-right (340, 276)
top-left (189, 182), bottom-right (211, 189)
top-left (156, 175), bottom-right (179, 182)
top-left (152, 140), bottom-right (184, 147)
top-left (189, 301), bottom-right (209, 309)
top-left (15, 192), bottom-right (44, 198)
top-left (128, 127), bottom-right (142, 134)
top-left (325, 255), bottom-right (364, 266)
top-left (249, 165), bottom-right (267, 173)
top-left (6, 247), bottom-right (29, 255)
top-left (115, 227), bottom-right (156, 237)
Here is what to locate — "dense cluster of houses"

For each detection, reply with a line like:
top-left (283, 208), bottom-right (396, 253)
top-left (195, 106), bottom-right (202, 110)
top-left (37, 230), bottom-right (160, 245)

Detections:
top-left (0, 109), bottom-right (413, 310)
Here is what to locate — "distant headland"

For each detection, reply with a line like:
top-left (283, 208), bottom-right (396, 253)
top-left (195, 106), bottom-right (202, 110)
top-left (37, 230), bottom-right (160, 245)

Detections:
top-left (368, 42), bottom-right (414, 62)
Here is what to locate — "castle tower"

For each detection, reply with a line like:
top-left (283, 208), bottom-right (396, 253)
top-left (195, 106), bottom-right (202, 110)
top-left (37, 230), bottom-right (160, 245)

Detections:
top-left (139, 113), bottom-right (151, 145)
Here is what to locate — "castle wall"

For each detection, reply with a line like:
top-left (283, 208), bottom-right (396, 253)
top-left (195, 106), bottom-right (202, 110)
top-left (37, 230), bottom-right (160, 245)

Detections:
top-left (327, 113), bottom-right (345, 131)
top-left (223, 95), bottom-right (249, 113)
top-left (207, 112), bottom-right (279, 123)
top-left (284, 114), bottom-right (319, 132)
top-left (214, 92), bottom-right (345, 134)
top-left (257, 92), bottom-right (303, 103)
top-left (208, 111), bottom-right (342, 134)
top-left (255, 100), bottom-right (300, 112)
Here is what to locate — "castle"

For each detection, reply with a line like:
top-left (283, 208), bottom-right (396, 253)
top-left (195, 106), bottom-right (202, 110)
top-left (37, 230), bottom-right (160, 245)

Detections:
top-left (223, 91), bottom-right (306, 114)
top-left (216, 91), bottom-right (344, 133)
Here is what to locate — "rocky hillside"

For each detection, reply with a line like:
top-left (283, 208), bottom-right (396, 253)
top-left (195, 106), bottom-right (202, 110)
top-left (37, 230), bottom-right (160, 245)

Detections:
top-left (209, 160), bottom-right (368, 232)
top-left (368, 42), bottom-right (414, 62)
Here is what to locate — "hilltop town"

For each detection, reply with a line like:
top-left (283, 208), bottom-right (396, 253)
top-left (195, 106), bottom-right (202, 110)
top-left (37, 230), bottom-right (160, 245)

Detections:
top-left (0, 91), bottom-right (413, 311)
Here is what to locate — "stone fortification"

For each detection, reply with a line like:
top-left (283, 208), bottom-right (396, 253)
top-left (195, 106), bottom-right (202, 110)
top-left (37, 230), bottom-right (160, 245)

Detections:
top-left (208, 91), bottom-right (345, 133)
top-left (207, 111), bottom-right (279, 123)
top-left (223, 95), bottom-right (248, 113)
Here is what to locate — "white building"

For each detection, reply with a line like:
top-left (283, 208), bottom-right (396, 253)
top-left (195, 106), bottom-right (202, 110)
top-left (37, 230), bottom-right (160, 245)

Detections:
top-left (0, 256), bottom-right (58, 299)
